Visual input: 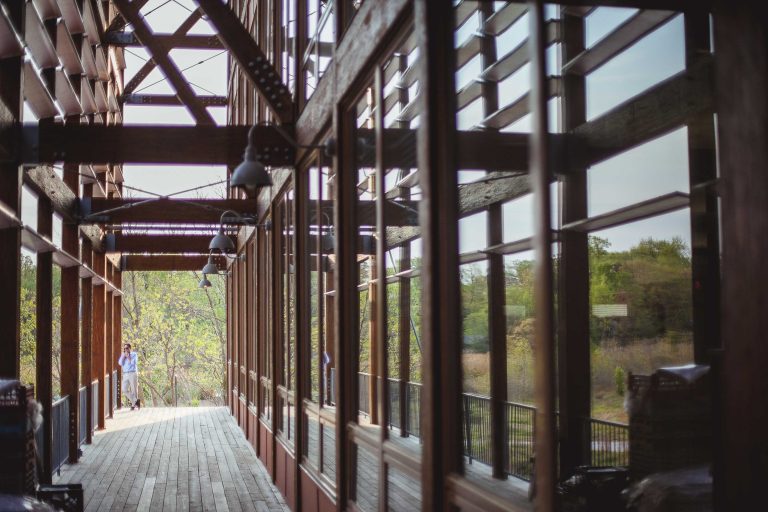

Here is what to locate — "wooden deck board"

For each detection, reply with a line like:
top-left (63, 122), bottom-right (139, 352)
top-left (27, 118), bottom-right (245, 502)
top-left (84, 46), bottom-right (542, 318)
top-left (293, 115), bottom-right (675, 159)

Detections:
top-left (55, 407), bottom-right (288, 512)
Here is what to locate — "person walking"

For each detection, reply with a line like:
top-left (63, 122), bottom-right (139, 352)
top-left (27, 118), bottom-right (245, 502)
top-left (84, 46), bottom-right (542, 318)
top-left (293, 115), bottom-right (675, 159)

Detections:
top-left (118, 343), bottom-right (141, 410)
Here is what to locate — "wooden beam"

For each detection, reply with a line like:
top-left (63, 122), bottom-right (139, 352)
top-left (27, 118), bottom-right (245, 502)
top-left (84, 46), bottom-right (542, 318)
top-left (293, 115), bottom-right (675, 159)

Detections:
top-left (105, 32), bottom-right (223, 50)
top-left (24, 165), bottom-right (78, 222)
top-left (106, 234), bottom-right (225, 254)
top-left (112, 0), bottom-right (214, 125)
top-left (571, 59), bottom-right (713, 168)
top-left (194, 0), bottom-right (294, 124)
top-left (112, 271), bottom-right (122, 410)
top-left (123, 10), bottom-right (203, 95)
top-left (26, 124), bottom-right (293, 166)
top-left (121, 254), bottom-right (225, 271)
top-left (83, 198), bottom-right (259, 224)
top-left (122, 94), bottom-right (227, 107)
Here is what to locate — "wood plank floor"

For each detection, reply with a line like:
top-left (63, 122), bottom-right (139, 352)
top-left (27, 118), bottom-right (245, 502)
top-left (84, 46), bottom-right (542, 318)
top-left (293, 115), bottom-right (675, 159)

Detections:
top-left (55, 407), bottom-right (288, 512)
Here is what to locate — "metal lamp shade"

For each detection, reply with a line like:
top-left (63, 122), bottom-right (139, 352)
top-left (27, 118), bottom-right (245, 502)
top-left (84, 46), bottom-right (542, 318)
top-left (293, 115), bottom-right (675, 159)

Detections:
top-left (202, 255), bottom-right (220, 275)
top-left (198, 275), bottom-right (212, 288)
top-left (230, 147), bottom-right (272, 192)
top-left (209, 227), bottom-right (235, 252)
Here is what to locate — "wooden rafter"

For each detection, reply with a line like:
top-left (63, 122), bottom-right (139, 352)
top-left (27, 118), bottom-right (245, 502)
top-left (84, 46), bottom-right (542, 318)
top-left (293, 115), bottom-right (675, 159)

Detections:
top-left (194, 0), bottom-right (295, 124)
top-left (105, 234), bottom-right (225, 254)
top-left (113, 0), bottom-right (214, 125)
top-left (82, 198), bottom-right (259, 224)
top-left (122, 9), bottom-right (205, 95)
top-left (122, 93), bottom-right (227, 107)
top-left (106, 32), bottom-right (223, 50)
top-left (121, 254), bottom-right (225, 271)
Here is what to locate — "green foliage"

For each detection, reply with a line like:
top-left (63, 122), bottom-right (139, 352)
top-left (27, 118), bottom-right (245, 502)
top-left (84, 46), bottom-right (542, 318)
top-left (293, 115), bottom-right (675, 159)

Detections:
top-left (615, 366), bottom-right (625, 396)
top-left (121, 271), bottom-right (226, 406)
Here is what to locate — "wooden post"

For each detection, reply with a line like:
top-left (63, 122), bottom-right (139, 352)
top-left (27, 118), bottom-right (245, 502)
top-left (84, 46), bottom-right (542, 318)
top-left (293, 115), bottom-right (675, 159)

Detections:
top-left (106, 283), bottom-right (114, 418)
top-left (558, 8), bottom-right (591, 478)
top-left (61, 120), bottom-right (81, 461)
top-left (36, 198), bottom-right (54, 483)
top-left (530, 1), bottom-right (557, 509)
top-left (414, 1), bottom-right (462, 510)
top-left (114, 271), bottom-right (123, 409)
top-left (0, 0), bottom-right (24, 379)
top-left (81, 238), bottom-right (93, 442)
top-left (93, 253), bottom-right (106, 430)
top-left (713, 2), bottom-right (768, 509)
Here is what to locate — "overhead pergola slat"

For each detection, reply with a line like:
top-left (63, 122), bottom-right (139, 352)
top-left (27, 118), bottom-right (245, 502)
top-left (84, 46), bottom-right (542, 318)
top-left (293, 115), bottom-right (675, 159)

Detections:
top-left (81, 198), bottom-right (259, 224)
top-left (106, 234), bottom-right (224, 254)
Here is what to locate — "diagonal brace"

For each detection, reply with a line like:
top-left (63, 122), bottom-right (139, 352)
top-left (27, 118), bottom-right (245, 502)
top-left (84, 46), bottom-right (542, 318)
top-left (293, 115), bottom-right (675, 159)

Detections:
top-left (113, 0), bottom-right (215, 125)
top-left (194, 0), bottom-right (295, 124)
top-left (123, 9), bottom-right (203, 94)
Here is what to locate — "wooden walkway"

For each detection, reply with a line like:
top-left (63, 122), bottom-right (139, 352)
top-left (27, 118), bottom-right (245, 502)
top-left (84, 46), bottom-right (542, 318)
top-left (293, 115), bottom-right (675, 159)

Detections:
top-left (55, 407), bottom-right (288, 512)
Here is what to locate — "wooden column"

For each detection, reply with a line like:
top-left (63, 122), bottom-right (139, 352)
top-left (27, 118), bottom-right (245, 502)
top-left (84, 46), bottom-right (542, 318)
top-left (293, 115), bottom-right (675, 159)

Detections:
top-left (61, 120), bottom-right (81, 461)
top-left (81, 238), bottom-right (93, 442)
top-left (414, 1), bottom-right (462, 510)
top-left (93, 253), bottom-right (106, 430)
top-left (106, 282), bottom-right (114, 418)
top-left (713, 2), bottom-right (768, 509)
top-left (36, 198), bottom-right (54, 483)
top-left (114, 271), bottom-right (123, 409)
top-left (530, 1), bottom-right (557, 509)
top-left (558, 8), bottom-right (591, 478)
top-left (0, 0), bottom-right (24, 379)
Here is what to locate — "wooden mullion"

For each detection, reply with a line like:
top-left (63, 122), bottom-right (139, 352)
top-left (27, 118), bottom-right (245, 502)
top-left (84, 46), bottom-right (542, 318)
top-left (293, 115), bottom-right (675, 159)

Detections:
top-left (530, 2), bottom-right (557, 509)
top-left (112, 0), bottom-right (214, 125)
top-left (36, 196), bottom-right (54, 483)
top-left (414, 1), bottom-right (462, 510)
top-left (0, 0), bottom-right (24, 379)
top-left (113, 271), bottom-right (122, 410)
top-left (478, 1), bottom-right (509, 481)
top-left (557, 7), bottom-right (591, 480)
top-left (683, 11), bottom-right (720, 365)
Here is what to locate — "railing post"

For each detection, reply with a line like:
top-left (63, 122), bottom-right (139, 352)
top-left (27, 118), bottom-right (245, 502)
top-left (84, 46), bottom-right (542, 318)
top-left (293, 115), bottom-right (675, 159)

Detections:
top-left (464, 395), bottom-right (473, 464)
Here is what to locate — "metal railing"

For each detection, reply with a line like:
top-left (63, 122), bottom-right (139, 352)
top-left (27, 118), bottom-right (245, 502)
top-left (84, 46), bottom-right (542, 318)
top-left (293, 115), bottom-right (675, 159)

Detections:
top-left (104, 374), bottom-right (110, 418)
top-left (587, 417), bottom-right (629, 467)
top-left (112, 370), bottom-right (118, 410)
top-left (91, 380), bottom-right (98, 433)
top-left (78, 386), bottom-right (87, 445)
top-left (322, 369), bottom-right (627, 481)
top-left (51, 396), bottom-right (69, 474)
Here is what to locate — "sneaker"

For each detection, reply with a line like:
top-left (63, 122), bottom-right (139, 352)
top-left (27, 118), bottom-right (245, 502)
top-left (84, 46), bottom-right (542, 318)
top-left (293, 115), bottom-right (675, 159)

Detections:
top-left (130, 405), bottom-right (135, 411)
